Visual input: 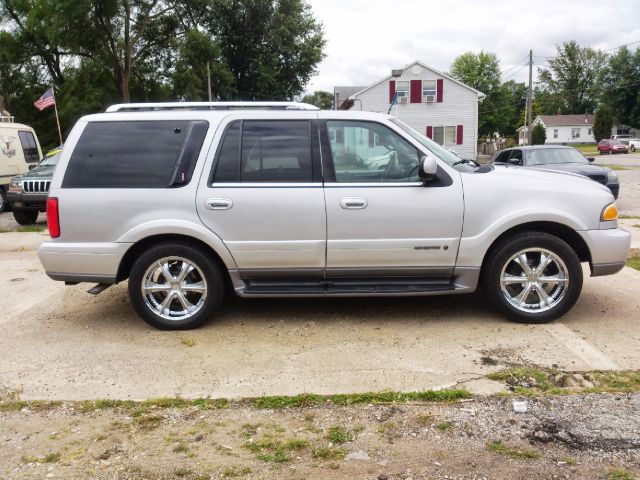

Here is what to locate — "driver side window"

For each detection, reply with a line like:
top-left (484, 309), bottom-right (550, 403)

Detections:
top-left (326, 121), bottom-right (420, 183)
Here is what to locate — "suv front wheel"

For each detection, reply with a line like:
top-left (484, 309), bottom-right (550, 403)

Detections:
top-left (128, 242), bottom-right (224, 330)
top-left (482, 232), bottom-right (583, 324)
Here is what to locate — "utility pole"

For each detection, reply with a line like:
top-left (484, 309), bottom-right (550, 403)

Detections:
top-left (206, 62), bottom-right (212, 102)
top-left (527, 49), bottom-right (533, 145)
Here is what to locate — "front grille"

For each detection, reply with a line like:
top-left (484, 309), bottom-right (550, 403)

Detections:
top-left (22, 180), bottom-right (51, 193)
top-left (587, 174), bottom-right (607, 185)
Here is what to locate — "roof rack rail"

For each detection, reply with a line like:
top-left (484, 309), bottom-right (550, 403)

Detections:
top-left (105, 101), bottom-right (320, 113)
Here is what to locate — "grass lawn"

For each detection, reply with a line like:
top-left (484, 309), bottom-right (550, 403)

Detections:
top-left (573, 144), bottom-right (598, 155)
top-left (628, 251), bottom-right (640, 272)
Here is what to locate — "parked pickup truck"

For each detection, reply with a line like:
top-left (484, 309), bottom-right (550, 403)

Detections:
top-left (627, 138), bottom-right (640, 152)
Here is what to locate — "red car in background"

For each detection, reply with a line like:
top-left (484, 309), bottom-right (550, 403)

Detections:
top-left (598, 139), bottom-right (628, 154)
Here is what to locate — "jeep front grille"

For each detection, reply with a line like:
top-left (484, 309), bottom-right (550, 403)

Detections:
top-left (22, 180), bottom-right (51, 193)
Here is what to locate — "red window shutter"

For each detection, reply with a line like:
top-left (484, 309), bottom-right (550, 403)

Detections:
top-left (426, 126), bottom-right (433, 139)
top-left (436, 79), bottom-right (444, 102)
top-left (389, 80), bottom-right (396, 103)
top-left (410, 80), bottom-right (422, 103)
top-left (368, 129), bottom-right (374, 147)
top-left (456, 125), bottom-right (463, 144)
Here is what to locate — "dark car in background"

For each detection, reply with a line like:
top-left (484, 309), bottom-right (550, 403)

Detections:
top-left (597, 139), bottom-right (628, 154)
top-left (7, 148), bottom-right (61, 224)
top-left (492, 145), bottom-right (620, 199)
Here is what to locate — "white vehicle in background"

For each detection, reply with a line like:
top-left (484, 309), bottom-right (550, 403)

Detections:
top-left (0, 119), bottom-right (43, 212)
top-left (627, 138), bottom-right (640, 152)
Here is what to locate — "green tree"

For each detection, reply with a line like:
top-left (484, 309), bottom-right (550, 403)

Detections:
top-left (449, 51), bottom-right (502, 137)
top-left (593, 104), bottom-right (613, 142)
top-left (498, 80), bottom-right (527, 137)
top-left (537, 41), bottom-right (607, 114)
top-left (531, 123), bottom-right (546, 145)
top-left (601, 46), bottom-right (640, 127)
top-left (301, 90), bottom-right (333, 109)
top-left (172, 29), bottom-right (233, 100)
top-left (207, 0), bottom-right (326, 99)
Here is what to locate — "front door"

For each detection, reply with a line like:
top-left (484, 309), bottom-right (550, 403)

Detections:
top-left (321, 119), bottom-right (463, 278)
top-left (196, 115), bottom-right (326, 278)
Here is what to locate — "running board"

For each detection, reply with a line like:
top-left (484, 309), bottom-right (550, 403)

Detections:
top-left (241, 277), bottom-right (458, 297)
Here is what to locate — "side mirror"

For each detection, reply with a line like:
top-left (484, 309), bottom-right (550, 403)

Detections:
top-left (28, 164), bottom-right (37, 170)
top-left (509, 158), bottom-right (522, 166)
top-left (587, 157), bottom-right (595, 163)
top-left (419, 155), bottom-right (437, 180)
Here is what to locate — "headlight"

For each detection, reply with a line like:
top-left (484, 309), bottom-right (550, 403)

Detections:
top-left (601, 202), bottom-right (618, 221)
top-left (8, 179), bottom-right (23, 193)
top-left (607, 171), bottom-right (618, 182)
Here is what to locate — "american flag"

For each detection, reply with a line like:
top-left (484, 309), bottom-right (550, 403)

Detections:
top-left (34, 88), bottom-right (56, 111)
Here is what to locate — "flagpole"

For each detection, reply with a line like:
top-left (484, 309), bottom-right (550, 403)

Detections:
top-left (51, 85), bottom-right (63, 146)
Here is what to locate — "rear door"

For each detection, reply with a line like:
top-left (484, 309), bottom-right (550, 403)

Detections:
top-left (320, 118), bottom-right (463, 278)
top-left (196, 114), bottom-right (326, 278)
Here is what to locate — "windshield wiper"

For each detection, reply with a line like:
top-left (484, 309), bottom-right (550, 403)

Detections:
top-left (453, 158), bottom-right (479, 167)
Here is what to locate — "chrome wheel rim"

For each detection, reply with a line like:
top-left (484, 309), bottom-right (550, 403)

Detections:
top-left (500, 248), bottom-right (569, 313)
top-left (142, 256), bottom-right (207, 321)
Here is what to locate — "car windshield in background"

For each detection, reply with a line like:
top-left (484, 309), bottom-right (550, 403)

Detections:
top-left (39, 152), bottom-right (61, 167)
top-left (528, 148), bottom-right (588, 166)
top-left (611, 140), bottom-right (625, 145)
top-left (391, 118), bottom-right (461, 166)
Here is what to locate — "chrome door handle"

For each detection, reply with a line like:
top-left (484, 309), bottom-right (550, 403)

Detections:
top-left (205, 198), bottom-right (233, 210)
top-left (340, 197), bottom-right (368, 209)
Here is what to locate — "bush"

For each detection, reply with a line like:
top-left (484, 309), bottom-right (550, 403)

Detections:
top-left (531, 123), bottom-right (546, 145)
top-left (594, 104), bottom-right (613, 142)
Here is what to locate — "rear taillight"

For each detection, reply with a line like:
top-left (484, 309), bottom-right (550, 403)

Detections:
top-left (47, 197), bottom-right (60, 238)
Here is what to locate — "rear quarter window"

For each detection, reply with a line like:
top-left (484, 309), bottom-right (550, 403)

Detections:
top-left (18, 131), bottom-right (40, 163)
top-left (62, 120), bottom-right (208, 188)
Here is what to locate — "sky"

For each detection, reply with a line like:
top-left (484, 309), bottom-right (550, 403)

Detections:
top-left (305, 0), bottom-right (640, 94)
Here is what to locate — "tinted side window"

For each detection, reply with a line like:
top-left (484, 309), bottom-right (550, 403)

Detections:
top-left (493, 151), bottom-right (511, 163)
top-left (18, 131), bottom-right (39, 163)
top-left (241, 121), bottom-right (312, 182)
top-left (63, 120), bottom-right (208, 188)
top-left (212, 121), bottom-right (241, 183)
top-left (212, 120), bottom-right (313, 183)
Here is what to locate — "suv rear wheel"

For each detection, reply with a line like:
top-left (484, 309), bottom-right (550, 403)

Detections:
top-left (13, 209), bottom-right (39, 225)
top-left (482, 232), bottom-right (583, 324)
top-left (128, 242), bottom-right (224, 330)
top-left (0, 187), bottom-right (7, 213)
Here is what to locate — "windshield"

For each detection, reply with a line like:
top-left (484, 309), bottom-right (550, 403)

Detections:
top-left (391, 118), bottom-right (461, 166)
top-left (528, 148), bottom-right (588, 166)
top-left (611, 139), bottom-right (624, 145)
top-left (39, 152), bottom-right (61, 167)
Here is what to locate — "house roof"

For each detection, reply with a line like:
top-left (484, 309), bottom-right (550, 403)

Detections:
top-left (346, 60), bottom-right (486, 101)
top-left (537, 114), bottom-right (595, 127)
top-left (334, 86), bottom-right (366, 109)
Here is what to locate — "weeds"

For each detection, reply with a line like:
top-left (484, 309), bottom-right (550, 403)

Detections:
top-left (436, 421), bottom-right (453, 431)
top-left (487, 440), bottom-right (541, 460)
top-left (312, 446), bottom-right (347, 460)
top-left (326, 426), bottom-right (352, 444)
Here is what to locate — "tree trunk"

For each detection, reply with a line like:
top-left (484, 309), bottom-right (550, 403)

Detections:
top-left (120, 74), bottom-right (130, 103)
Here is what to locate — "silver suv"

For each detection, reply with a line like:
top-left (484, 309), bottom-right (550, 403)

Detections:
top-left (39, 102), bottom-right (631, 329)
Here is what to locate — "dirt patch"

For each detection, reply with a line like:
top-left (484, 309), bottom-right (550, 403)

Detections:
top-left (1, 394), bottom-right (638, 479)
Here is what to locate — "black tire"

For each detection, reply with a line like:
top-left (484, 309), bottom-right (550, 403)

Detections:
top-left (0, 187), bottom-right (7, 213)
top-left (630, 145), bottom-right (636, 152)
top-left (128, 241), bottom-right (224, 330)
top-left (13, 209), bottom-right (39, 225)
top-left (482, 232), bottom-right (583, 324)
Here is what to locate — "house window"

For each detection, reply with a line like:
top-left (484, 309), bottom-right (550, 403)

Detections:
top-left (588, 128), bottom-right (592, 136)
top-left (422, 80), bottom-right (436, 100)
top-left (432, 126), bottom-right (457, 145)
top-left (396, 81), bottom-right (409, 100)
top-left (432, 126), bottom-right (444, 145)
top-left (571, 128), bottom-right (580, 139)
top-left (445, 126), bottom-right (456, 145)
top-left (553, 129), bottom-right (558, 139)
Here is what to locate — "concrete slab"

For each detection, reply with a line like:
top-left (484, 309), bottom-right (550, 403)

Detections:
top-left (1, 237), bottom-right (639, 401)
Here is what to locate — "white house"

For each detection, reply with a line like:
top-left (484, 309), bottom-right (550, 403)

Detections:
top-left (518, 114), bottom-right (595, 145)
top-left (334, 60), bottom-right (485, 159)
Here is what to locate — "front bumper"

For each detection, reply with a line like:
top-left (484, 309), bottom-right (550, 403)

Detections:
top-left (578, 227), bottom-right (631, 276)
top-left (7, 191), bottom-right (48, 211)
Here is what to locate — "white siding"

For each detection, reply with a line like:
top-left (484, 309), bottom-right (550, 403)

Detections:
top-left (349, 64), bottom-right (480, 159)
top-left (545, 125), bottom-right (595, 144)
